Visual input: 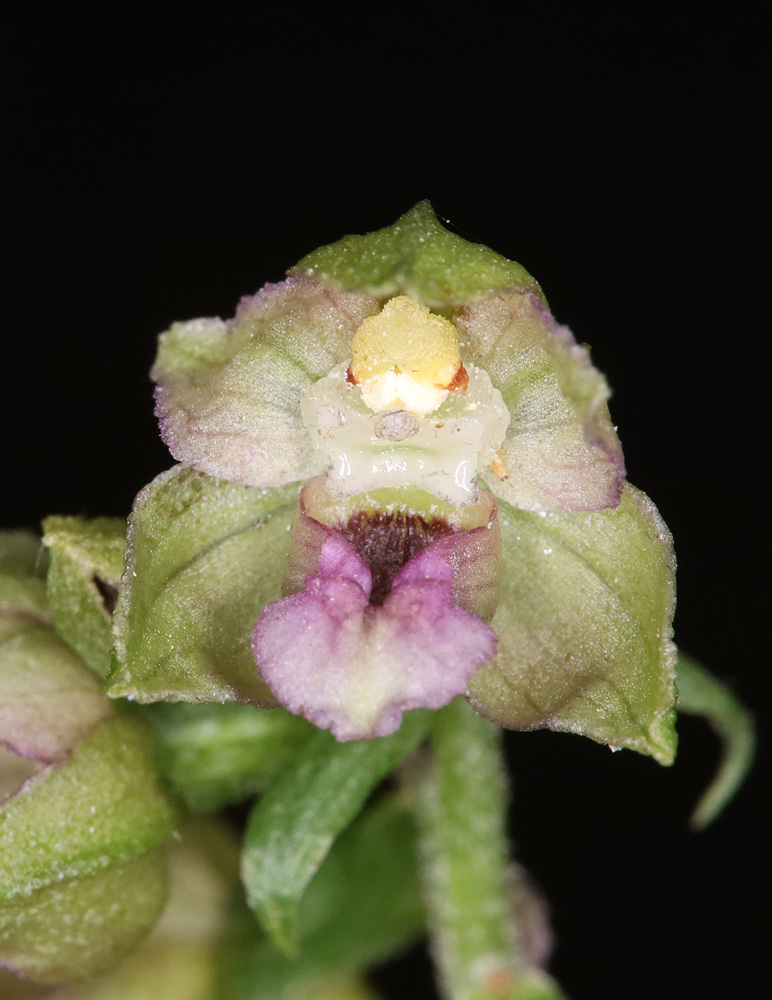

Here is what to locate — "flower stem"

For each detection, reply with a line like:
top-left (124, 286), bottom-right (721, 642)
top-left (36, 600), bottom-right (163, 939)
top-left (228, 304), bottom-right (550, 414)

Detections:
top-left (413, 698), bottom-right (567, 1000)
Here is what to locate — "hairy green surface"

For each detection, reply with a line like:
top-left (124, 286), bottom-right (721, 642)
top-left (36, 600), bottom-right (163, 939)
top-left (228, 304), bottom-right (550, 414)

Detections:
top-left (469, 485), bottom-right (677, 763)
top-left (0, 716), bottom-right (177, 904)
top-left (414, 699), bottom-right (567, 1000)
top-left (294, 201), bottom-right (543, 308)
top-left (108, 466), bottom-right (300, 705)
top-left (0, 849), bottom-right (168, 983)
top-left (0, 715), bottom-right (177, 981)
top-left (42, 516), bottom-right (126, 679)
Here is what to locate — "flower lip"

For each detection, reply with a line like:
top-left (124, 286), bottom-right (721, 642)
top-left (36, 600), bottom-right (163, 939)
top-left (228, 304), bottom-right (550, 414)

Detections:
top-left (253, 528), bottom-right (499, 741)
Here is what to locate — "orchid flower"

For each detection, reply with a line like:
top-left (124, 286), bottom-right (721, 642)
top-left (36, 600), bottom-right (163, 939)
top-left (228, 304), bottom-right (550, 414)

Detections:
top-left (110, 203), bottom-right (676, 763)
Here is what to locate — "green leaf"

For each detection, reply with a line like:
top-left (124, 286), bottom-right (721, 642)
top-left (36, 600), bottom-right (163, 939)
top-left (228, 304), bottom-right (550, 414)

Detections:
top-left (299, 795), bottom-right (426, 970)
top-left (42, 516), bottom-right (126, 679)
top-left (141, 702), bottom-right (313, 812)
top-left (240, 711), bottom-right (429, 955)
top-left (108, 466), bottom-right (300, 706)
top-left (224, 798), bottom-right (423, 999)
top-left (223, 938), bottom-right (388, 1000)
top-left (675, 652), bottom-right (756, 829)
top-left (0, 714), bottom-right (178, 981)
top-left (468, 484), bottom-right (677, 764)
top-left (294, 201), bottom-right (544, 308)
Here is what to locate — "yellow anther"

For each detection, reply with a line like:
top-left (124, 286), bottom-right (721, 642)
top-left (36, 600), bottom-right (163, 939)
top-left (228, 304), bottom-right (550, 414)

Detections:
top-left (349, 297), bottom-right (464, 415)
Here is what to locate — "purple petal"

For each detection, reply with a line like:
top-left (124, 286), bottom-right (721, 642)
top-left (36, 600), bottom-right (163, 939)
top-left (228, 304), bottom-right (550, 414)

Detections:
top-left (253, 535), bottom-right (497, 741)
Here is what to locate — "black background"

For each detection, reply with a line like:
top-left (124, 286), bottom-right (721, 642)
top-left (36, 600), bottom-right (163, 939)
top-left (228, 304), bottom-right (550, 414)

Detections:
top-left (5, 4), bottom-right (767, 997)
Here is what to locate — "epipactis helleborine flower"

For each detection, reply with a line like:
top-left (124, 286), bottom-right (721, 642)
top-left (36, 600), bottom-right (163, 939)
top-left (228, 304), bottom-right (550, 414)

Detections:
top-left (148, 203), bottom-right (677, 760)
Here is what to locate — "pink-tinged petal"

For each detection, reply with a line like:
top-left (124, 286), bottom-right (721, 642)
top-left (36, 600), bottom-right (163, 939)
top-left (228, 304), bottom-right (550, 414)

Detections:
top-left (152, 277), bottom-right (380, 487)
top-left (253, 535), bottom-right (497, 741)
top-left (455, 292), bottom-right (625, 512)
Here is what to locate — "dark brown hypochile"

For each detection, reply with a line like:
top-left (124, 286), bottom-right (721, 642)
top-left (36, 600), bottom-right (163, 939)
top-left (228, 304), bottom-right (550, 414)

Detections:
top-left (92, 575), bottom-right (119, 614)
top-left (339, 510), bottom-right (455, 606)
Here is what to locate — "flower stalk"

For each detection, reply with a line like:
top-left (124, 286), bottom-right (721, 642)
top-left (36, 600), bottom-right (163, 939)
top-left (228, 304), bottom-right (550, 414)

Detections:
top-left (413, 698), bottom-right (566, 1000)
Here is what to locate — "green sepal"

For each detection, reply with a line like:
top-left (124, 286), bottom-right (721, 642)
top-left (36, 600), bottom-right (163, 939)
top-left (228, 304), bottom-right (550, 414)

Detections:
top-left (293, 201), bottom-right (544, 308)
top-left (47, 820), bottom-right (242, 1000)
top-left (468, 484), bottom-right (677, 764)
top-left (141, 702), bottom-right (313, 812)
top-left (240, 711), bottom-right (429, 956)
top-left (42, 516), bottom-right (126, 679)
top-left (108, 466), bottom-right (300, 706)
top-left (0, 714), bottom-right (178, 981)
top-left (0, 848), bottom-right (169, 984)
top-left (223, 941), bottom-right (387, 1000)
top-left (675, 651), bottom-right (755, 829)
